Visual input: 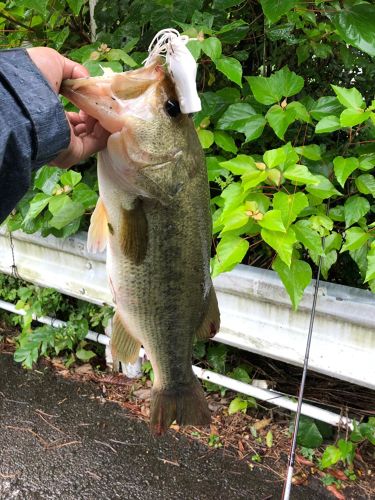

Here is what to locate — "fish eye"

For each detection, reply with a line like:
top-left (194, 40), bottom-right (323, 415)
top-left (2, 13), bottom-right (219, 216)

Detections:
top-left (165, 99), bottom-right (181, 117)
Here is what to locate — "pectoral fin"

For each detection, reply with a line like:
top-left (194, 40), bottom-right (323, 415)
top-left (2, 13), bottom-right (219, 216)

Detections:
top-left (87, 197), bottom-right (109, 253)
top-left (111, 311), bottom-right (141, 364)
top-left (119, 198), bottom-right (148, 265)
top-left (196, 287), bottom-right (220, 340)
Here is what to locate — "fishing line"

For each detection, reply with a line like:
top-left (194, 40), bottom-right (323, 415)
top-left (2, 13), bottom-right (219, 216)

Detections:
top-left (281, 249), bottom-right (324, 500)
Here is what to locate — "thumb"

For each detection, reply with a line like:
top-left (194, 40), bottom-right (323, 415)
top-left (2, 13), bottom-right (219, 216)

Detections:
top-left (62, 56), bottom-right (89, 81)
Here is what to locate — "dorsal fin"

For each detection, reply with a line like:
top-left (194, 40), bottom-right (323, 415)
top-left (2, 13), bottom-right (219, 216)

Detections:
top-left (87, 197), bottom-right (109, 253)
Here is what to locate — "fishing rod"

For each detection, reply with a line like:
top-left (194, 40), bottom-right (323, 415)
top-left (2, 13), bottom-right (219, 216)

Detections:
top-left (281, 252), bottom-right (324, 500)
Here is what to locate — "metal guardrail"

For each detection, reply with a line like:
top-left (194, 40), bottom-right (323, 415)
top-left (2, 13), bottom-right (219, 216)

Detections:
top-left (0, 228), bottom-right (374, 390)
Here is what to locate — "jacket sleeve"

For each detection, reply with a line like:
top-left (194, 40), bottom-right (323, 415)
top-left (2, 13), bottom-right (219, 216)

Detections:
top-left (0, 48), bottom-right (70, 223)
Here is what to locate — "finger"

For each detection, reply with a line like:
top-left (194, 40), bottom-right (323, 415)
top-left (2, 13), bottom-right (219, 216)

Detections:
top-left (81, 125), bottom-right (110, 158)
top-left (78, 110), bottom-right (98, 134)
top-left (74, 123), bottom-right (88, 136)
top-left (66, 112), bottom-right (82, 126)
top-left (62, 56), bottom-right (89, 80)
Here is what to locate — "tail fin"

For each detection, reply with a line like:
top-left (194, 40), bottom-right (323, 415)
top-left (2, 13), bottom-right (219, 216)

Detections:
top-left (150, 377), bottom-right (211, 435)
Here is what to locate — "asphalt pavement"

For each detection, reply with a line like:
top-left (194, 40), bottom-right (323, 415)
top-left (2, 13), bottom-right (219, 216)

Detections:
top-left (0, 353), bottom-right (334, 500)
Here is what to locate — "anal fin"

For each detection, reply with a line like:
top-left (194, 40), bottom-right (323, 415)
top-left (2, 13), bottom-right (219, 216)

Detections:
top-left (196, 287), bottom-right (220, 340)
top-left (87, 197), bottom-right (109, 253)
top-left (111, 311), bottom-right (141, 364)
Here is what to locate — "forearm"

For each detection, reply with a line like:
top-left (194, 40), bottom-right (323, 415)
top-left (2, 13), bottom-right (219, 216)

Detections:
top-left (0, 49), bottom-right (70, 223)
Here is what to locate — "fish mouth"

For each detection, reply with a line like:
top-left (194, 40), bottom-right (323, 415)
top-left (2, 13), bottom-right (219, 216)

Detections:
top-left (61, 62), bottom-right (165, 133)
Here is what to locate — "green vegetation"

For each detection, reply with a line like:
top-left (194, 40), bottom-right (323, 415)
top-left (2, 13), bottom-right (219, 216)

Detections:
top-left (1, 0), bottom-right (375, 308)
top-left (0, 273), bottom-right (113, 368)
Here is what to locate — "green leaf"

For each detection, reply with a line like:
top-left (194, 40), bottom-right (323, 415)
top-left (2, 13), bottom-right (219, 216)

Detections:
top-left (329, 206), bottom-right (345, 222)
top-left (220, 155), bottom-right (256, 175)
top-left (272, 67), bottom-right (304, 98)
top-left (320, 445), bottom-right (342, 469)
top-left (34, 166), bottom-right (61, 195)
top-left (332, 3), bottom-right (375, 57)
top-left (293, 220), bottom-right (324, 255)
top-left (214, 131), bottom-right (237, 153)
top-left (344, 196), bottom-right (370, 228)
top-left (325, 232), bottom-right (343, 253)
top-left (263, 146), bottom-right (287, 168)
top-left (207, 343), bottom-right (227, 373)
top-left (258, 210), bottom-right (286, 232)
top-left (242, 170), bottom-right (268, 191)
top-left (49, 198), bottom-right (85, 230)
top-left (211, 235), bottom-right (249, 277)
top-left (247, 67), bottom-right (303, 105)
top-left (359, 154), bottom-right (375, 171)
top-left (197, 129), bottom-right (214, 149)
top-left (76, 349), bottom-right (96, 361)
top-left (273, 256), bottom-right (312, 310)
top-left (247, 76), bottom-right (281, 105)
top-left (106, 49), bottom-right (137, 67)
top-left (215, 56), bottom-right (242, 86)
top-left (60, 170), bottom-right (82, 187)
top-left (331, 85), bottom-right (365, 110)
top-left (213, 0), bottom-right (245, 8)
top-left (310, 96), bottom-right (342, 120)
top-left (221, 183), bottom-right (244, 215)
top-left (295, 144), bottom-right (321, 161)
top-left (284, 164), bottom-right (319, 185)
top-left (333, 156), bottom-right (359, 188)
top-left (217, 103), bottom-right (255, 127)
top-left (84, 61), bottom-right (123, 76)
top-left (206, 157), bottom-right (229, 181)
top-left (229, 367), bottom-right (251, 384)
top-left (337, 439), bottom-right (356, 466)
top-left (287, 102), bottom-right (311, 123)
top-left (356, 174), bottom-right (375, 196)
top-left (187, 40), bottom-right (201, 60)
top-left (266, 105), bottom-right (296, 140)
top-left (221, 205), bottom-right (249, 233)
top-left (340, 108), bottom-right (371, 127)
top-left (306, 175), bottom-right (341, 199)
top-left (294, 416), bottom-right (323, 448)
top-left (66, 0), bottom-right (84, 16)
top-left (261, 227), bottom-right (297, 267)
top-left (341, 227), bottom-right (369, 253)
top-left (48, 27), bottom-right (70, 50)
top-left (217, 103), bottom-right (266, 142)
top-left (71, 184), bottom-right (98, 210)
top-left (273, 191), bottom-right (308, 228)
top-left (315, 115), bottom-right (341, 134)
top-left (240, 115), bottom-right (267, 143)
top-left (259, 0), bottom-right (298, 24)
top-left (202, 37), bottom-right (222, 61)
top-left (23, 193), bottom-right (51, 222)
top-left (22, 0), bottom-right (48, 15)
top-left (228, 397), bottom-right (248, 415)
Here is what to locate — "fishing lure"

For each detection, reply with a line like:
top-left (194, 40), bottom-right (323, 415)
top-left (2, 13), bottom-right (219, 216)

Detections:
top-left (144, 28), bottom-right (202, 114)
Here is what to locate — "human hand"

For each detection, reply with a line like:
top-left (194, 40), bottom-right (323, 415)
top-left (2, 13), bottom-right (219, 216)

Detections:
top-left (27, 47), bottom-right (109, 168)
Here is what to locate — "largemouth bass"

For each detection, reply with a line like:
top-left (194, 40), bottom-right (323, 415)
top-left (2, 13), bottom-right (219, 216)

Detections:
top-left (62, 62), bottom-right (220, 434)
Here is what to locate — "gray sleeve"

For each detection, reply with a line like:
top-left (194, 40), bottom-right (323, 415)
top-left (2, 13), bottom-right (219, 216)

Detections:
top-left (0, 48), bottom-right (70, 223)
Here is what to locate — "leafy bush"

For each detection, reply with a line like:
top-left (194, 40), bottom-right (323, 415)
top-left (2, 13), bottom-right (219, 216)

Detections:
top-left (1, 0), bottom-right (374, 309)
top-left (0, 273), bottom-right (113, 368)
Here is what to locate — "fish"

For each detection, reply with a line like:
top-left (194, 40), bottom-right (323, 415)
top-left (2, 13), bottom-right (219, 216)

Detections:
top-left (61, 61), bottom-right (220, 434)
